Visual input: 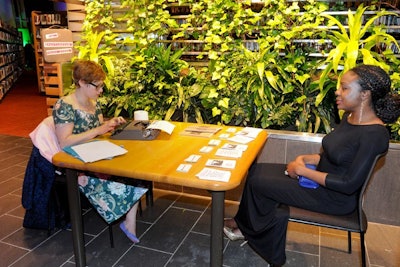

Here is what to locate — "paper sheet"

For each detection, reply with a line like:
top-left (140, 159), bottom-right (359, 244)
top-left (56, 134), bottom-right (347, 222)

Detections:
top-left (68, 140), bottom-right (127, 163)
top-left (146, 121), bottom-right (175, 135)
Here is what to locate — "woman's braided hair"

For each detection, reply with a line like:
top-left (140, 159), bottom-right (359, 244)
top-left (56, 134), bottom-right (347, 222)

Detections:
top-left (351, 64), bottom-right (400, 123)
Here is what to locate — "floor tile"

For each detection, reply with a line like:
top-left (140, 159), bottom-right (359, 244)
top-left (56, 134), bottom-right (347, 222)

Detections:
top-left (0, 242), bottom-right (29, 267)
top-left (0, 178), bottom-right (24, 197)
top-left (8, 230), bottom-right (75, 267)
top-left (1, 134), bottom-right (400, 267)
top-left (0, 214), bottom-right (23, 240)
top-left (223, 239), bottom-right (266, 267)
top-left (139, 206), bottom-right (201, 253)
top-left (167, 232), bottom-right (210, 266)
top-left (366, 223), bottom-right (400, 267)
top-left (116, 245), bottom-right (172, 267)
top-left (0, 194), bottom-right (21, 216)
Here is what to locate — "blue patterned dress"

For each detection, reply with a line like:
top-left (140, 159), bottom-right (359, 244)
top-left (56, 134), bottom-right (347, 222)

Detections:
top-left (53, 99), bottom-right (147, 224)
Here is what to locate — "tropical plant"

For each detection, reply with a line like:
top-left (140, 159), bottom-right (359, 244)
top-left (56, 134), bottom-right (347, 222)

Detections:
top-left (316, 4), bottom-right (400, 106)
top-left (73, 0), bottom-right (119, 89)
top-left (101, 44), bottom-right (203, 121)
top-left (74, 0), bottom-right (400, 140)
top-left (187, 0), bottom-right (332, 132)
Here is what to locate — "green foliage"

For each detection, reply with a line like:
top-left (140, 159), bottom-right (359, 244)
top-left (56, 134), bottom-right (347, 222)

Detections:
top-left (316, 4), bottom-right (400, 106)
top-left (75, 0), bottom-right (400, 140)
top-left (184, 0), bottom-right (332, 132)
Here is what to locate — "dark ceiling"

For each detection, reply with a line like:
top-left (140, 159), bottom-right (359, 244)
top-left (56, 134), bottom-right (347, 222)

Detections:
top-left (24, 0), bottom-right (55, 15)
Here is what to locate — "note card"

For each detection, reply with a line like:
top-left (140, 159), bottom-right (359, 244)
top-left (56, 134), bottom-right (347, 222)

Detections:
top-left (196, 168), bottom-right (231, 182)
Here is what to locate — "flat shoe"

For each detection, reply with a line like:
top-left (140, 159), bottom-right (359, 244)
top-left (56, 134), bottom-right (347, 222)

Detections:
top-left (119, 221), bottom-right (140, 243)
top-left (223, 226), bottom-right (245, 241)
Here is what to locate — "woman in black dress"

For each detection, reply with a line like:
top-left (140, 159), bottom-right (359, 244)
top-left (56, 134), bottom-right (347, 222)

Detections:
top-left (223, 65), bottom-right (400, 266)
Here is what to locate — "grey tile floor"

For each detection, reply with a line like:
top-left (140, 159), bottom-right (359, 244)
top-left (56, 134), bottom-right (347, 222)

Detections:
top-left (0, 134), bottom-right (399, 267)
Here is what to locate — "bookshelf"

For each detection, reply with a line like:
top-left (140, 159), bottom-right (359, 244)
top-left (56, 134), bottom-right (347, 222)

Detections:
top-left (0, 19), bottom-right (23, 101)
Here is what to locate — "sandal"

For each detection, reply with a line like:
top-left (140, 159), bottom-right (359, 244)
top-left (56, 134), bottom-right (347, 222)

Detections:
top-left (223, 226), bottom-right (245, 241)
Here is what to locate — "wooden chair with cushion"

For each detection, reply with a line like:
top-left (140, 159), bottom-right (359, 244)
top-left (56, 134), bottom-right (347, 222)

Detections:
top-left (288, 152), bottom-right (386, 267)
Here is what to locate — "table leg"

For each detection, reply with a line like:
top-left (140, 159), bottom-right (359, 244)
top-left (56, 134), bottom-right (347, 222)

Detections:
top-left (210, 191), bottom-right (225, 267)
top-left (65, 169), bottom-right (86, 267)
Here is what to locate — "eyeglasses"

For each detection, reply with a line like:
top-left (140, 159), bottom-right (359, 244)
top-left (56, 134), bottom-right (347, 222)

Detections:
top-left (89, 82), bottom-right (104, 90)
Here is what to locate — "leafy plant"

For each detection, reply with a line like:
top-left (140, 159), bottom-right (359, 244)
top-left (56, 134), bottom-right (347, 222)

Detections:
top-left (74, 0), bottom-right (119, 88)
top-left (101, 44), bottom-right (203, 121)
top-left (75, 0), bottom-right (400, 140)
top-left (316, 4), bottom-right (400, 106)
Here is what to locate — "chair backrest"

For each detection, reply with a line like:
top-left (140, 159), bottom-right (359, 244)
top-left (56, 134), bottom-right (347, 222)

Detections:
top-left (357, 152), bottom-right (386, 231)
top-left (29, 116), bottom-right (61, 163)
top-left (289, 151), bottom-right (387, 233)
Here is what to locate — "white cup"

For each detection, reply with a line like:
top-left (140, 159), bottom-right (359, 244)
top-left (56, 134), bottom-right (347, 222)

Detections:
top-left (134, 110), bottom-right (149, 121)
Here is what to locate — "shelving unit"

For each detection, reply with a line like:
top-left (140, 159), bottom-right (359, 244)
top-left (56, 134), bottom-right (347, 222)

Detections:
top-left (0, 19), bottom-right (23, 101)
top-left (43, 62), bottom-right (72, 116)
top-left (31, 10), bottom-right (68, 94)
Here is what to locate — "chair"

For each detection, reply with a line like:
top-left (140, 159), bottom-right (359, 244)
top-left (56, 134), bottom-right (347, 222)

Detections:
top-left (23, 116), bottom-right (154, 247)
top-left (288, 153), bottom-right (385, 267)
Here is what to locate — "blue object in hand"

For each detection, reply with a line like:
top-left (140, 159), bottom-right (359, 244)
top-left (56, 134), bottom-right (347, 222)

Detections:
top-left (298, 164), bottom-right (319, 189)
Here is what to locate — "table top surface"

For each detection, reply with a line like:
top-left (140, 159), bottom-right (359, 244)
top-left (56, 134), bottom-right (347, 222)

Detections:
top-left (52, 122), bottom-right (268, 191)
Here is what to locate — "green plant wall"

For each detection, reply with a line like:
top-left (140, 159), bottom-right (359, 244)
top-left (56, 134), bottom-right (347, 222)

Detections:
top-left (75, 0), bottom-right (400, 140)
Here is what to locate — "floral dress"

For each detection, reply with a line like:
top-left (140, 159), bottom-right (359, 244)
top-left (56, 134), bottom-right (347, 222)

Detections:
top-left (53, 99), bottom-right (147, 224)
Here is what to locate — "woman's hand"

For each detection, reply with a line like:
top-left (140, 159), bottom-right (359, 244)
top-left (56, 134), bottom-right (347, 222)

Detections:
top-left (285, 154), bottom-right (327, 186)
top-left (285, 154), bottom-right (320, 179)
top-left (286, 161), bottom-right (304, 179)
top-left (99, 116), bottom-right (126, 134)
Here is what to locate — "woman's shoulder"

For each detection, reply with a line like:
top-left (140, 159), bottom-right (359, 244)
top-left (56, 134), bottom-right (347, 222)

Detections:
top-left (363, 123), bottom-right (389, 138)
top-left (55, 96), bottom-right (75, 110)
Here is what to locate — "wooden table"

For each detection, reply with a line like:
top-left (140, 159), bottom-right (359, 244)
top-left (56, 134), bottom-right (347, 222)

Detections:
top-left (52, 122), bottom-right (268, 267)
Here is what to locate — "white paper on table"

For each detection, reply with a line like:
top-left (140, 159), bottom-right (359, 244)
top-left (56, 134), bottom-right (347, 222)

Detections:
top-left (227, 135), bottom-right (254, 144)
top-left (221, 143), bottom-right (248, 151)
top-left (236, 127), bottom-right (263, 138)
top-left (206, 159), bottom-right (236, 169)
top-left (185, 154), bottom-right (201, 163)
top-left (146, 120), bottom-right (175, 134)
top-left (196, 167), bottom-right (231, 182)
top-left (70, 140), bottom-right (127, 163)
top-left (215, 148), bottom-right (243, 158)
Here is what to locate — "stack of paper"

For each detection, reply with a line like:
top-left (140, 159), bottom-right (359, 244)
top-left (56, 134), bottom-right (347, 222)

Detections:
top-left (180, 125), bottom-right (222, 138)
top-left (228, 127), bottom-right (263, 144)
top-left (63, 140), bottom-right (127, 163)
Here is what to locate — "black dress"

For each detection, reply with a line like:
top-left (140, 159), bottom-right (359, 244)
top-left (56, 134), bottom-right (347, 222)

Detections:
top-left (234, 114), bottom-right (389, 265)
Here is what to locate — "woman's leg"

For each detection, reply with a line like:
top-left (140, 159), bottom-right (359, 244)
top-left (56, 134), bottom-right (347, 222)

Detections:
top-left (123, 202), bottom-right (139, 235)
top-left (233, 163), bottom-right (292, 265)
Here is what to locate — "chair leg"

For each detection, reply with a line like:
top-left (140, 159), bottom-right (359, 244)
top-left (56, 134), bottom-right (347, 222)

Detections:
top-left (347, 231), bottom-right (352, 253)
top-left (109, 224), bottom-right (114, 248)
top-left (360, 232), bottom-right (366, 267)
top-left (138, 199), bottom-right (143, 216)
top-left (47, 187), bottom-right (55, 237)
top-left (145, 181), bottom-right (153, 206)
